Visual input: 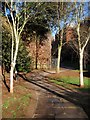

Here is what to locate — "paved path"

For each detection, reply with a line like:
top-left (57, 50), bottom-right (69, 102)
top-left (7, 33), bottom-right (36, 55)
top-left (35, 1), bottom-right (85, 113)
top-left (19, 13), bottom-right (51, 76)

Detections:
top-left (23, 70), bottom-right (89, 119)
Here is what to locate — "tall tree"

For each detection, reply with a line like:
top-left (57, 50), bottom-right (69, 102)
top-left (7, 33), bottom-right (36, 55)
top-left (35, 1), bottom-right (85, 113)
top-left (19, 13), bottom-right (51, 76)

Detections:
top-left (4, 1), bottom-right (29, 93)
top-left (67, 2), bottom-right (90, 87)
top-left (56, 2), bottom-right (69, 73)
top-left (75, 3), bottom-right (90, 87)
top-left (2, 1), bottom-right (58, 93)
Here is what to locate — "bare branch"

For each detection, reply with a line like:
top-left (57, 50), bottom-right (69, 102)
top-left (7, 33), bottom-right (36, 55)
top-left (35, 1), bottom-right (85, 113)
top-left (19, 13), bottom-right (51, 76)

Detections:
top-left (18, 18), bottom-right (27, 37)
top-left (82, 28), bottom-right (90, 52)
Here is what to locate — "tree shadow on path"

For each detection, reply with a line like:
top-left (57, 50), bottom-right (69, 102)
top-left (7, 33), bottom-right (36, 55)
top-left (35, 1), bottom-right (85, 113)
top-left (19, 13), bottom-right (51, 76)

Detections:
top-left (18, 73), bottom-right (90, 119)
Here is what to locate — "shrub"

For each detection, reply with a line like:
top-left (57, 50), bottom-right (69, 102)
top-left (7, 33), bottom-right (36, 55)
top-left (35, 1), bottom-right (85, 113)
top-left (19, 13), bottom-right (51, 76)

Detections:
top-left (2, 30), bottom-right (32, 73)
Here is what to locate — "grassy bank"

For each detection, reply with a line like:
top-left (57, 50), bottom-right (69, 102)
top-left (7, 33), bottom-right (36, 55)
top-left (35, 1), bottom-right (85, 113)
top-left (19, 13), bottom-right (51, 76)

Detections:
top-left (50, 76), bottom-right (90, 93)
top-left (2, 85), bottom-right (31, 118)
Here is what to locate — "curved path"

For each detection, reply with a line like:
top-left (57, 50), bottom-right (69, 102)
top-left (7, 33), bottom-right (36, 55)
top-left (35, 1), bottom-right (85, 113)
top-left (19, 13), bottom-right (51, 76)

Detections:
top-left (22, 70), bottom-right (89, 119)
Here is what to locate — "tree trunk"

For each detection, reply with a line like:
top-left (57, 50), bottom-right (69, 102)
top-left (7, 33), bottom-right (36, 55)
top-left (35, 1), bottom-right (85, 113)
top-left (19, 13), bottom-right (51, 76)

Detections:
top-left (10, 37), bottom-right (19, 93)
top-left (10, 63), bottom-right (14, 93)
top-left (79, 51), bottom-right (84, 87)
top-left (36, 37), bottom-right (38, 69)
top-left (57, 29), bottom-right (63, 73)
top-left (13, 39), bottom-right (19, 65)
top-left (77, 21), bottom-right (84, 87)
top-left (0, 66), bottom-right (2, 80)
top-left (57, 45), bottom-right (62, 73)
top-left (10, 30), bottom-right (14, 93)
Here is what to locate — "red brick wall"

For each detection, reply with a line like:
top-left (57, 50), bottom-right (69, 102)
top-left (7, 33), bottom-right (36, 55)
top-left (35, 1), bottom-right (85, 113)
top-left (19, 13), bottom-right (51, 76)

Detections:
top-left (27, 33), bottom-right (52, 69)
top-left (66, 27), bottom-right (76, 42)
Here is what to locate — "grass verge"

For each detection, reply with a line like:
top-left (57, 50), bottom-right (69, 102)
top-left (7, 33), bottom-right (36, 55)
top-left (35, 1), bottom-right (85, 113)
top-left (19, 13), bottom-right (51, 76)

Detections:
top-left (50, 76), bottom-right (90, 93)
top-left (2, 85), bottom-right (31, 118)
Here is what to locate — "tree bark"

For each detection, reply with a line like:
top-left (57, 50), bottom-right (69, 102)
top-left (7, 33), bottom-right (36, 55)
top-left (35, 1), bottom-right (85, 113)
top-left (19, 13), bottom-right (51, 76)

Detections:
top-left (10, 34), bottom-right (19, 93)
top-left (57, 45), bottom-right (62, 73)
top-left (10, 30), bottom-right (14, 93)
top-left (10, 63), bottom-right (14, 93)
top-left (57, 29), bottom-right (63, 73)
top-left (56, 2), bottom-right (64, 73)
top-left (77, 20), bottom-right (84, 87)
top-left (79, 51), bottom-right (84, 87)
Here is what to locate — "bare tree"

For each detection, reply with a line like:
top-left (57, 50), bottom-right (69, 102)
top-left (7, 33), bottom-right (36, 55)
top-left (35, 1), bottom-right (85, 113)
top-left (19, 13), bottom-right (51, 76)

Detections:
top-left (3, 1), bottom-right (59, 93)
top-left (72, 2), bottom-right (90, 87)
top-left (56, 2), bottom-right (67, 73)
top-left (4, 0), bottom-right (30, 93)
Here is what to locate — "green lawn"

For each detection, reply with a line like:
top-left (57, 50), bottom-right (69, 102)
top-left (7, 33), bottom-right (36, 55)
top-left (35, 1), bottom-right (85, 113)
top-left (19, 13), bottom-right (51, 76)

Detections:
top-left (50, 76), bottom-right (90, 93)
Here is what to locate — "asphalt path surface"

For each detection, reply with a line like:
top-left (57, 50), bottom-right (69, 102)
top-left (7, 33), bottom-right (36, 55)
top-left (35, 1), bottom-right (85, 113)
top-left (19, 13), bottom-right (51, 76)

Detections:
top-left (21, 70), bottom-right (89, 119)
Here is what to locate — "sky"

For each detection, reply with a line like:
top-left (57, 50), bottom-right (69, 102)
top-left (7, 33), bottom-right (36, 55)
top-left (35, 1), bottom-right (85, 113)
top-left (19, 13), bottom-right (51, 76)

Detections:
top-left (4, 1), bottom-right (90, 38)
top-left (52, 1), bottom-right (90, 37)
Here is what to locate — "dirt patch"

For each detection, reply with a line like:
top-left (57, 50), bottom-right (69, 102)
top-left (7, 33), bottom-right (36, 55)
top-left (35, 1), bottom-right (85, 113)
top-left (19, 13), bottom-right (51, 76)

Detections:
top-left (2, 72), bottom-right (38, 118)
top-left (47, 69), bottom-right (79, 79)
top-left (2, 69), bottom-right (90, 119)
